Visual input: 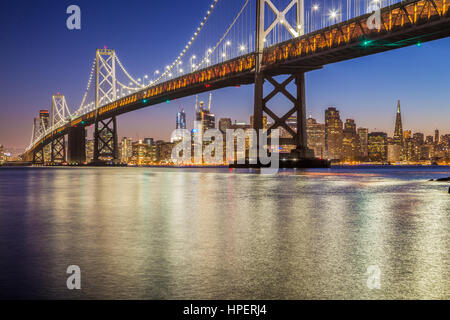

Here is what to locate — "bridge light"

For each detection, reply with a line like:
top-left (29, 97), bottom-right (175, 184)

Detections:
top-left (330, 9), bottom-right (338, 19)
top-left (166, 100), bottom-right (170, 103)
top-left (240, 45), bottom-right (246, 52)
top-left (416, 42), bottom-right (422, 47)
top-left (313, 4), bottom-right (319, 11)
top-left (142, 99), bottom-right (148, 104)
top-left (362, 39), bottom-right (373, 47)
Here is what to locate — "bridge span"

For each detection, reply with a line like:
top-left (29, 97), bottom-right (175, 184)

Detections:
top-left (25, 0), bottom-right (450, 165)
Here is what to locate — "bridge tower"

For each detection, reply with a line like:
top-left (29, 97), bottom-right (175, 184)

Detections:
top-left (254, 0), bottom-right (314, 161)
top-left (50, 94), bottom-right (70, 164)
top-left (93, 48), bottom-right (119, 164)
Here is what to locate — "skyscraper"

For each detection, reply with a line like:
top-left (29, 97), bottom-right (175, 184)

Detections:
top-left (325, 107), bottom-right (343, 161)
top-left (194, 94), bottom-right (215, 134)
top-left (39, 110), bottom-right (50, 131)
top-left (357, 128), bottom-right (369, 161)
top-left (219, 118), bottom-right (232, 133)
top-left (435, 129), bottom-right (440, 146)
top-left (306, 117), bottom-right (325, 159)
top-left (393, 100), bottom-right (403, 145)
top-left (368, 132), bottom-right (388, 162)
top-left (342, 119), bottom-right (360, 162)
top-left (176, 109), bottom-right (187, 130)
top-left (120, 137), bottom-right (133, 163)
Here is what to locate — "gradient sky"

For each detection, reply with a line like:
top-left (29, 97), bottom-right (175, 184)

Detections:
top-left (1, 0), bottom-right (449, 149)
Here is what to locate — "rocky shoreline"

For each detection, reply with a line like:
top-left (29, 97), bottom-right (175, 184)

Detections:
top-left (429, 177), bottom-right (450, 182)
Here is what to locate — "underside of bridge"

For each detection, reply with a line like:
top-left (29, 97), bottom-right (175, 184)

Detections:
top-left (68, 127), bottom-right (86, 164)
top-left (25, 0), bottom-right (450, 166)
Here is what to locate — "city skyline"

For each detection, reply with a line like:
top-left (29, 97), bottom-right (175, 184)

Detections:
top-left (0, 0), bottom-right (449, 149)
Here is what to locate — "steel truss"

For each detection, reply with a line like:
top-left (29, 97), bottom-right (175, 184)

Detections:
top-left (93, 117), bottom-right (118, 163)
top-left (95, 49), bottom-right (117, 109)
top-left (52, 94), bottom-right (71, 127)
top-left (33, 148), bottom-right (44, 165)
top-left (254, 72), bottom-right (313, 158)
top-left (51, 136), bottom-right (66, 163)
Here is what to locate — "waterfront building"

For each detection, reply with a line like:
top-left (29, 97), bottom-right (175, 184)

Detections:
top-left (120, 137), bottom-right (133, 164)
top-left (393, 100), bottom-right (403, 145)
top-left (388, 144), bottom-right (402, 163)
top-left (132, 140), bottom-right (149, 165)
top-left (86, 139), bottom-right (94, 163)
top-left (0, 145), bottom-right (4, 163)
top-left (306, 117), bottom-right (325, 159)
top-left (368, 132), bottom-right (388, 162)
top-left (218, 118), bottom-right (232, 134)
top-left (357, 128), bottom-right (369, 161)
top-left (325, 107), bottom-right (343, 161)
top-left (342, 119), bottom-right (360, 162)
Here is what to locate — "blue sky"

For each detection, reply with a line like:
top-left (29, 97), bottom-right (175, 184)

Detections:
top-left (0, 0), bottom-right (449, 148)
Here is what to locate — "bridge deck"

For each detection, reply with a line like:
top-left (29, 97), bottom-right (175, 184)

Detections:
top-left (27, 0), bottom-right (450, 155)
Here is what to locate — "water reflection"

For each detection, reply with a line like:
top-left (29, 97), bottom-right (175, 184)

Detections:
top-left (0, 167), bottom-right (448, 299)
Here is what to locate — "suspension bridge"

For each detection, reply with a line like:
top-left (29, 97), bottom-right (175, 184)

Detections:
top-left (24, 0), bottom-right (450, 165)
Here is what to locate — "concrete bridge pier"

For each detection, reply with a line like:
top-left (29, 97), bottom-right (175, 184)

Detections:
top-left (68, 127), bottom-right (86, 165)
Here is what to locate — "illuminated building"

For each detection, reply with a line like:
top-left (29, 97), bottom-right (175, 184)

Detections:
top-left (176, 109), bottom-right (187, 130)
top-left (156, 141), bottom-right (175, 164)
top-left (0, 145), bottom-right (4, 164)
top-left (250, 115), bottom-right (268, 130)
top-left (173, 109), bottom-right (187, 142)
top-left (393, 100), bottom-right (403, 145)
top-left (434, 129), bottom-right (440, 146)
top-left (325, 107), bottom-right (343, 161)
top-left (342, 119), bottom-right (360, 162)
top-left (144, 138), bottom-right (154, 147)
top-left (120, 137), bottom-right (133, 164)
top-left (194, 94), bottom-right (215, 135)
top-left (368, 132), bottom-right (388, 162)
top-left (219, 118), bottom-right (232, 133)
top-left (306, 117), bottom-right (325, 159)
top-left (39, 110), bottom-right (50, 130)
top-left (86, 139), bottom-right (94, 163)
top-left (403, 130), bottom-right (412, 140)
top-left (357, 128), bottom-right (369, 161)
top-left (388, 144), bottom-right (402, 163)
top-left (132, 140), bottom-right (149, 165)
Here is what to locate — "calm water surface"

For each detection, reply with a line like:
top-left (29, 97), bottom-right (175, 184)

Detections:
top-left (0, 166), bottom-right (449, 299)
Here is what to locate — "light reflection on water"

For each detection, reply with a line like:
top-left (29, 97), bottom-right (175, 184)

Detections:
top-left (0, 166), bottom-right (448, 299)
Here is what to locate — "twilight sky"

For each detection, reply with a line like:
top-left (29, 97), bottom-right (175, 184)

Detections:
top-left (1, 0), bottom-right (449, 149)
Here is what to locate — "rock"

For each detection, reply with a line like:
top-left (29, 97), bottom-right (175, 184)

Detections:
top-left (436, 177), bottom-right (450, 182)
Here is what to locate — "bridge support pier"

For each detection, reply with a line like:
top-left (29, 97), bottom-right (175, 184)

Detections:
top-left (253, 71), bottom-right (314, 161)
top-left (33, 148), bottom-right (44, 165)
top-left (68, 127), bottom-right (86, 165)
top-left (93, 116), bottom-right (119, 164)
top-left (51, 136), bottom-right (66, 164)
